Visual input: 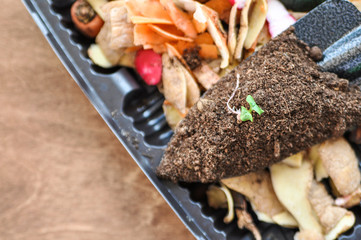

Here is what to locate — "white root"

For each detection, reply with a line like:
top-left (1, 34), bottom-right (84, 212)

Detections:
top-left (226, 74), bottom-right (241, 116)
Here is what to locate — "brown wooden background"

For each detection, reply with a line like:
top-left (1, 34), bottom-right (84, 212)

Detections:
top-left (0, 1), bottom-right (193, 239)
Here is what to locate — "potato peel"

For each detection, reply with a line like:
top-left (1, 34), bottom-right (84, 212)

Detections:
top-left (200, 5), bottom-right (230, 68)
top-left (325, 211), bottom-right (355, 240)
top-left (220, 183), bottom-right (235, 223)
top-left (162, 53), bottom-right (187, 114)
top-left (227, 3), bottom-right (238, 61)
top-left (162, 101), bottom-right (185, 130)
top-left (88, 43), bottom-right (114, 68)
top-left (317, 137), bottom-right (361, 196)
top-left (308, 180), bottom-right (347, 233)
top-left (222, 170), bottom-right (288, 221)
top-left (234, 0), bottom-right (252, 60)
top-left (193, 62), bottom-right (220, 90)
top-left (270, 160), bottom-right (323, 234)
top-left (244, 0), bottom-right (268, 49)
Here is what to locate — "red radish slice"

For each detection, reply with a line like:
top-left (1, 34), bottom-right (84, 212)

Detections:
top-left (135, 49), bottom-right (162, 85)
top-left (229, 0), bottom-right (246, 9)
top-left (266, 0), bottom-right (296, 38)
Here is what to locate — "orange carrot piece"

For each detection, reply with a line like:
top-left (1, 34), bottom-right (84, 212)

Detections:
top-left (205, 0), bottom-right (232, 14)
top-left (159, 0), bottom-right (197, 39)
top-left (174, 41), bottom-right (196, 55)
top-left (148, 24), bottom-right (194, 42)
top-left (125, 2), bottom-right (142, 17)
top-left (143, 44), bottom-right (167, 54)
top-left (192, 18), bottom-right (207, 33)
top-left (198, 44), bottom-right (218, 59)
top-left (195, 32), bottom-right (214, 44)
top-left (133, 24), bottom-right (168, 46)
top-left (205, 0), bottom-right (232, 23)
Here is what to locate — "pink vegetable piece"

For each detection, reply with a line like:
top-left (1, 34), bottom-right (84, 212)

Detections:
top-left (266, 0), bottom-right (296, 38)
top-left (135, 49), bottom-right (162, 85)
top-left (229, 0), bottom-right (246, 9)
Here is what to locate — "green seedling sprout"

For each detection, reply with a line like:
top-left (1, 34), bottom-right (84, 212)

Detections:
top-left (227, 74), bottom-right (264, 122)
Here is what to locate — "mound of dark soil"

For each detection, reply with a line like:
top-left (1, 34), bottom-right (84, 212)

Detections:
top-left (157, 28), bottom-right (361, 183)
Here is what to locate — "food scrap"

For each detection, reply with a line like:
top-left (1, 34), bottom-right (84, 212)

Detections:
top-left (69, 1), bottom-right (361, 240)
top-left (135, 49), bottom-right (162, 85)
top-left (71, 0), bottom-right (104, 38)
top-left (211, 137), bottom-right (360, 240)
top-left (71, 0), bottom-right (297, 129)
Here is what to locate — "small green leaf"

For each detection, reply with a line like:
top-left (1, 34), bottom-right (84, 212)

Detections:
top-left (246, 95), bottom-right (264, 115)
top-left (240, 106), bottom-right (253, 122)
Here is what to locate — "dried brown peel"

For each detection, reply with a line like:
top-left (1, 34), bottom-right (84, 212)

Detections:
top-left (270, 160), bottom-right (323, 234)
top-left (183, 65), bottom-right (201, 108)
top-left (207, 58), bottom-right (222, 73)
top-left (317, 137), bottom-right (361, 196)
top-left (101, 1), bottom-right (134, 49)
top-left (227, 3), bottom-right (238, 61)
top-left (165, 43), bottom-right (192, 72)
top-left (256, 23), bottom-right (271, 47)
top-left (243, 0), bottom-right (268, 49)
top-left (234, 0), bottom-right (252, 60)
top-left (200, 5), bottom-right (230, 68)
top-left (222, 170), bottom-right (294, 224)
top-left (206, 184), bottom-right (228, 209)
top-left (235, 201), bottom-right (262, 240)
top-left (192, 62), bottom-right (220, 90)
top-left (95, 22), bottom-right (125, 65)
top-left (220, 183), bottom-right (235, 223)
top-left (165, 44), bottom-right (203, 103)
top-left (162, 101), bottom-right (185, 130)
top-left (308, 180), bottom-right (347, 233)
top-left (162, 53), bottom-right (187, 114)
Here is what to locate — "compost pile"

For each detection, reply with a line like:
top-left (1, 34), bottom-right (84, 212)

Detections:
top-left (157, 28), bottom-right (361, 183)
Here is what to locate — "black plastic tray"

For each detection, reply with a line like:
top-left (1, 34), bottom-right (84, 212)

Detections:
top-left (22, 0), bottom-right (361, 239)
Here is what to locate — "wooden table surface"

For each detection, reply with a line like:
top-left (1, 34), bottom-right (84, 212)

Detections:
top-left (0, 1), bottom-right (194, 239)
